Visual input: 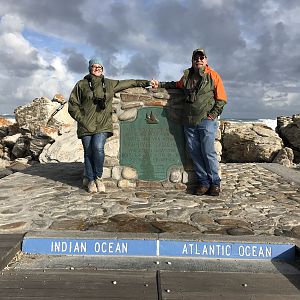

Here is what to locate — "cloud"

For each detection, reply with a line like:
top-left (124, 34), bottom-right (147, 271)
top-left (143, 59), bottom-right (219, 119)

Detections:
top-left (63, 49), bottom-right (87, 74)
top-left (0, 13), bottom-right (75, 113)
top-left (0, 0), bottom-right (299, 118)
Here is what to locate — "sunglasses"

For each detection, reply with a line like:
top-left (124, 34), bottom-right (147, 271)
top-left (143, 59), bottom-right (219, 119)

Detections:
top-left (92, 66), bottom-right (103, 70)
top-left (193, 56), bottom-right (206, 61)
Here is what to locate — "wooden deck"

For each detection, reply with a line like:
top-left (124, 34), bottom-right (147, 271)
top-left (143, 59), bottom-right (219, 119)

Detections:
top-left (0, 268), bottom-right (300, 299)
top-left (0, 234), bottom-right (23, 270)
top-left (160, 271), bottom-right (300, 299)
top-left (0, 269), bottom-right (158, 299)
top-left (0, 234), bottom-right (300, 299)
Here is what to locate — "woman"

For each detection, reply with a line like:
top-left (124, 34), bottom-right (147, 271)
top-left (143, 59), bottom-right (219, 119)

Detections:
top-left (68, 58), bottom-right (150, 193)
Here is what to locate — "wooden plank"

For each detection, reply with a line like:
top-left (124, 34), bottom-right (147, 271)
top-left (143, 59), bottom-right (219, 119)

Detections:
top-left (160, 271), bottom-right (300, 299)
top-left (0, 234), bottom-right (23, 270)
top-left (0, 269), bottom-right (158, 299)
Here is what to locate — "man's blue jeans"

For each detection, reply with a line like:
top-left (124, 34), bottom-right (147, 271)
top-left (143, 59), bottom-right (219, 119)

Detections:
top-left (81, 133), bottom-right (108, 182)
top-left (184, 118), bottom-right (220, 187)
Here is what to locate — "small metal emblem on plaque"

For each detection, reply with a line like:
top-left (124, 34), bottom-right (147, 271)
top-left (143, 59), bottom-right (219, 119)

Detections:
top-left (145, 111), bottom-right (158, 124)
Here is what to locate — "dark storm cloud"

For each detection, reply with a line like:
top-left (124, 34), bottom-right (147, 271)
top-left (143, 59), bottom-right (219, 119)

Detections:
top-left (1, 49), bottom-right (41, 78)
top-left (63, 49), bottom-right (87, 74)
top-left (123, 52), bottom-right (159, 78)
top-left (0, 0), bottom-right (299, 117)
top-left (0, 0), bottom-right (85, 38)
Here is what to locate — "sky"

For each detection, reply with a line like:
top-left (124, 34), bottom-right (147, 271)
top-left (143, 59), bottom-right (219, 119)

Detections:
top-left (0, 0), bottom-right (300, 119)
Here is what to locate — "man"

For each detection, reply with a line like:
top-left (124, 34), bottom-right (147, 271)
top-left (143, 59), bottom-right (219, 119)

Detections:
top-left (68, 58), bottom-right (150, 193)
top-left (151, 48), bottom-right (227, 196)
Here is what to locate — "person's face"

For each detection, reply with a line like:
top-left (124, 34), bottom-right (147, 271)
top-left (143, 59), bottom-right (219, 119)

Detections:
top-left (192, 53), bottom-right (208, 70)
top-left (90, 64), bottom-right (103, 76)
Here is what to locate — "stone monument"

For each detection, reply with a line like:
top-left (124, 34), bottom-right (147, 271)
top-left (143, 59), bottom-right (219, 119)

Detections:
top-left (120, 106), bottom-right (186, 181)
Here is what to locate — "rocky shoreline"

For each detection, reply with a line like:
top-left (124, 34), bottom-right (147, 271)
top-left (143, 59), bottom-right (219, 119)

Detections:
top-left (0, 89), bottom-right (300, 237)
top-left (0, 88), bottom-right (299, 185)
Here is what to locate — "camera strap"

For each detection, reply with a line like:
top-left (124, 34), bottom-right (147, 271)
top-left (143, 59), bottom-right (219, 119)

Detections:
top-left (87, 75), bottom-right (106, 101)
top-left (101, 76), bottom-right (106, 101)
top-left (185, 69), bottom-right (202, 93)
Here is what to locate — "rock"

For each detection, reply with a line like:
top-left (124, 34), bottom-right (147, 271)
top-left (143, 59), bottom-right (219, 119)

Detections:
top-left (0, 146), bottom-right (10, 161)
top-left (50, 219), bottom-right (88, 231)
top-left (2, 133), bottom-right (22, 148)
top-left (272, 147), bottom-right (294, 167)
top-left (121, 101), bottom-right (144, 110)
top-left (52, 93), bottom-right (66, 104)
top-left (0, 117), bottom-right (14, 138)
top-left (215, 218), bottom-right (251, 227)
top-left (122, 87), bottom-right (149, 95)
top-left (29, 135), bottom-right (54, 158)
top-left (6, 160), bottom-right (31, 171)
top-left (144, 100), bottom-right (168, 106)
top-left (118, 108), bottom-right (138, 121)
top-left (277, 114), bottom-right (300, 163)
top-left (11, 136), bottom-right (30, 158)
top-left (150, 221), bottom-right (200, 233)
top-left (102, 167), bottom-right (112, 179)
top-left (0, 117), bottom-right (14, 127)
top-left (291, 225), bottom-right (300, 238)
top-left (226, 227), bottom-right (254, 235)
top-left (122, 167), bottom-right (138, 180)
top-left (0, 221), bottom-right (27, 230)
top-left (0, 167), bottom-right (13, 178)
top-left (14, 96), bottom-right (74, 138)
top-left (169, 168), bottom-right (182, 183)
top-left (190, 212), bottom-right (215, 224)
top-left (118, 179), bottom-right (136, 188)
top-left (39, 123), bottom-right (83, 163)
top-left (221, 122), bottom-right (283, 162)
top-left (152, 92), bottom-right (170, 100)
top-left (105, 138), bottom-right (119, 158)
top-left (0, 157), bottom-right (10, 168)
top-left (279, 120), bottom-right (300, 151)
top-left (95, 214), bottom-right (161, 233)
top-left (112, 166), bottom-right (123, 180)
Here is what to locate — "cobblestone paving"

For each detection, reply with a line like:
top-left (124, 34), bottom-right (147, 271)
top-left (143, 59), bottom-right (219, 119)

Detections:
top-left (0, 163), bottom-right (300, 238)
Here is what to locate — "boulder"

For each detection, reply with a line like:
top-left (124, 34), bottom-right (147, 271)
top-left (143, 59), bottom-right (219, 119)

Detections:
top-left (279, 120), bottom-right (300, 151)
top-left (11, 136), bottom-right (30, 158)
top-left (0, 117), bottom-right (14, 138)
top-left (39, 123), bottom-right (83, 163)
top-left (277, 114), bottom-right (300, 163)
top-left (272, 147), bottom-right (294, 167)
top-left (14, 96), bottom-right (74, 138)
top-left (2, 133), bottom-right (22, 148)
top-left (221, 122), bottom-right (283, 162)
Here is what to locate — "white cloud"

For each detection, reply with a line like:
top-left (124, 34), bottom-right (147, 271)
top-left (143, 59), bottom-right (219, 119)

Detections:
top-left (0, 13), bottom-right (75, 113)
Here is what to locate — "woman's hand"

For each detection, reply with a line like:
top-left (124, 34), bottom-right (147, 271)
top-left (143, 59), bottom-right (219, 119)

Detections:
top-left (150, 79), bottom-right (159, 89)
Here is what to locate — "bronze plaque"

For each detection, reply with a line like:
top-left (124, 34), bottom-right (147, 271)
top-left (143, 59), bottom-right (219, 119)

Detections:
top-left (120, 107), bottom-right (185, 181)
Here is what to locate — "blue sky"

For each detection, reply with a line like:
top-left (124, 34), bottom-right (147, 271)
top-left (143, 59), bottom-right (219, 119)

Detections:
top-left (0, 0), bottom-right (300, 119)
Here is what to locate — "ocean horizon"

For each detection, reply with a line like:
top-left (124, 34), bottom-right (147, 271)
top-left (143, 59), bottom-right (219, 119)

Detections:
top-left (0, 114), bottom-right (278, 130)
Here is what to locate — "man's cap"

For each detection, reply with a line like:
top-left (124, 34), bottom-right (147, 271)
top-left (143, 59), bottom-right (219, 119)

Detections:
top-left (192, 48), bottom-right (207, 58)
top-left (88, 58), bottom-right (102, 69)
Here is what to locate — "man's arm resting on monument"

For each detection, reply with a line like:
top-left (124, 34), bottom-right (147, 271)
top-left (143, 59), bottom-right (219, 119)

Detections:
top-left (159, 77), bottom-right (184, 89)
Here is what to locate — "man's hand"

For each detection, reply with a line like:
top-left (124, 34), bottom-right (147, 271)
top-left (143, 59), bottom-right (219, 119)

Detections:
top-left (150, 79), bottom-right (159, 89)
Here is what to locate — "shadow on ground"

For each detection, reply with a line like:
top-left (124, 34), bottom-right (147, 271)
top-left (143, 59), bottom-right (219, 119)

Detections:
top-left (20, 162), bottom-right (84, 188)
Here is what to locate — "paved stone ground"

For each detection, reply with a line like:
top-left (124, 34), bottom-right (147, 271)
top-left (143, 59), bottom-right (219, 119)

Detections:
top-left (0, 163), bottom-right (300, 238)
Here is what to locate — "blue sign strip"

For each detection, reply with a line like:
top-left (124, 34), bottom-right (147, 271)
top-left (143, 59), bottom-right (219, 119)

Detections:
top-left (160, 240), bottom-right (295, 260)
top-left (22, 238), bottom-right (296, 260)
top-left (22, 238), bottom-right (157, 256)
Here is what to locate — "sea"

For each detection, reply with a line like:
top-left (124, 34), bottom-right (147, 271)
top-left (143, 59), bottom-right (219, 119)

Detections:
top-left (0, 114), bottom-right (278, 130)
top-left (221, 118), bottom-right (277, 130)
